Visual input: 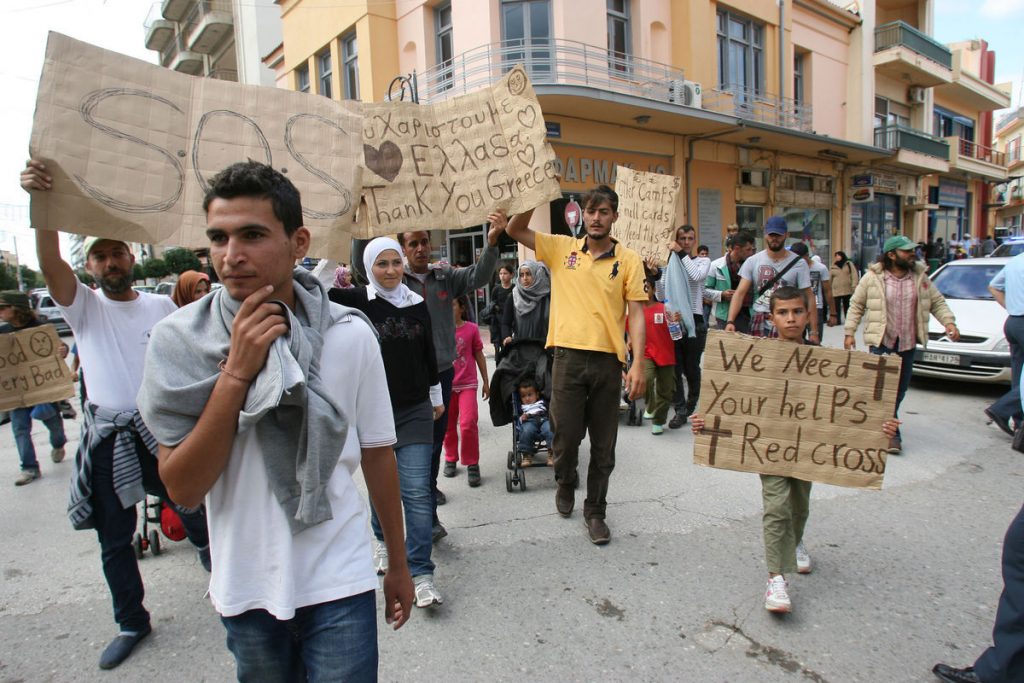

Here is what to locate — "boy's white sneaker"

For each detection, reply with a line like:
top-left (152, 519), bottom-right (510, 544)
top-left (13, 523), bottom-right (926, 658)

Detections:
top-left (764, 576), bottom-right (792, 613)
top-left (795, 542), bottom-right (812, 574)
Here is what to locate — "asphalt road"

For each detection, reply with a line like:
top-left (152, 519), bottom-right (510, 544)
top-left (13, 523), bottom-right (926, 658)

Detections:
top-left (0, 326), bottom-right (1018, 682)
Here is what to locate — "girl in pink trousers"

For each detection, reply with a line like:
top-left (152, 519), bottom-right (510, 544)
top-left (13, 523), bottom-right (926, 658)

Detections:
top-left (443, 296), bottom-right (490, 487)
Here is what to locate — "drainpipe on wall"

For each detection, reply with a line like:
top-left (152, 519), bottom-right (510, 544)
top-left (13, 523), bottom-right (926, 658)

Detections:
top-left (779, 0), bottom-right (785, 103)
top-left (684, 124), bottom-right (745, 224)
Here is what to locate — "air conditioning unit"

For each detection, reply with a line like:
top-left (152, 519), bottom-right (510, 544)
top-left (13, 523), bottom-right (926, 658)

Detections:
top-left (908, 86), bottom-right (927, 104)
top-left (668, 80), bottom-right (702, 108)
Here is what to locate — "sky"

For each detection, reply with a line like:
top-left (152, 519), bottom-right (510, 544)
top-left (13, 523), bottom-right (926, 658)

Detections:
top-left (1, 0), bottom-right (1023, 268)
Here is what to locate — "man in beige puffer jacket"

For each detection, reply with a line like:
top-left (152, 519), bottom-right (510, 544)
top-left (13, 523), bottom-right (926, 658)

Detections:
top-left (843, 235), bottom-right (959, 453)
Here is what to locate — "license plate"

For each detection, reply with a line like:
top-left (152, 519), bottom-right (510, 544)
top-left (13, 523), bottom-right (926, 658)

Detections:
top-left (922, 351), bottom-right (961, 366)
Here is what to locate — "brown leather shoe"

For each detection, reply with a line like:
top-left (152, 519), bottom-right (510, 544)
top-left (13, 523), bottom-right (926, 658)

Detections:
top-left (555, 486), bottom-right (574, 517)
top-left (585, 517), bottom-right (610, 545)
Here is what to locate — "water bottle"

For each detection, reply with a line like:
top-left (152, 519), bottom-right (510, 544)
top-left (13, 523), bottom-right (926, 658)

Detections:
top-left (665, 300), bottom-right (683, 341)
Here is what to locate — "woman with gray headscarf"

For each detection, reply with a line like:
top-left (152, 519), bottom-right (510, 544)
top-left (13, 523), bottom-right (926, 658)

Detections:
top-left (500, 260), bottom-right (551, 345)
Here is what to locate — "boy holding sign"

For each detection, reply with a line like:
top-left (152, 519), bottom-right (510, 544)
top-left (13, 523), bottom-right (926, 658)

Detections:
top-left (692, 287), bottom-right (899, 613)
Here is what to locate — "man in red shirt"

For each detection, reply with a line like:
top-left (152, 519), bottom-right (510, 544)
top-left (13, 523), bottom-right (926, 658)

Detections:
top-left (632, 279), bottom-right (676, 434)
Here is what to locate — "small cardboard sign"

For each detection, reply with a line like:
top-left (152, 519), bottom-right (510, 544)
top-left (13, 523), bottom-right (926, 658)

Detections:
top-left (0, 325), bottom-right (74, 412)
top-left (693, 330), bottom-right (900, 489)
top-left (359, 66), bottom-right (561, 232)
top-left (612, 166), bottom-right (682, 265)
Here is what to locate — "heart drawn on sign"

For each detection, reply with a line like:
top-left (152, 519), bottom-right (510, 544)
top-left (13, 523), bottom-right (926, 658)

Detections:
top-left (363, 141), bottom-right (403, 182)
top-left (517, 106), bottom-right (537, 128)
top-left (516, 144), bottom-right (536, 166)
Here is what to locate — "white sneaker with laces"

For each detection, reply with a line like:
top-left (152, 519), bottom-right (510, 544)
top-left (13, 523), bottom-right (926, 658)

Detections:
top-left (372, 541), bottom-right (388, 576)
top-left (764, 575), bottom-right (792, 613)
top-left (795, 542), bottom-right (812, 574)
top-left (414, 574), bottom-right (443, 608)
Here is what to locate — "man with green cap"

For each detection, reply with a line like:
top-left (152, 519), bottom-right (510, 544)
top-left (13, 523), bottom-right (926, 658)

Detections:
top-left (0, 289), bottom-right (68, 485)
top-left (844, 234), bottom-right (959, 453)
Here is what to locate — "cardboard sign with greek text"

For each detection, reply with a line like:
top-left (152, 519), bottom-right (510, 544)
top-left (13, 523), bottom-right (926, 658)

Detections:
top-left (693, 330), bottom-right (899, 489)
top-left (612, 166), bottom-right (682, 265)
top-left (359, 66), bottom-right (560, 232)
top-left (30, 32), bottom-right (363, 261)
top-left (0, 325), bottom-right (74, 412)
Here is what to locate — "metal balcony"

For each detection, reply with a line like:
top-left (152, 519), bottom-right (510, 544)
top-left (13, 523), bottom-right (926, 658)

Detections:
top-left (161, 0), bottom-right (191, 22)
top-left (702, 84), bottom-right (812, 133)
top-left (946, 136), bottom-right (1008, 181)
top-left (874, 21), bottom-right (952, 87)
top-left (874, 124), bottom-right (950, 173)
top-left (145, 18), bottom-right (175, 52)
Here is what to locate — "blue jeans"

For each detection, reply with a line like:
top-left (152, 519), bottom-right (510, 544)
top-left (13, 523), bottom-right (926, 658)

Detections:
top-left (989, 315), bottom-right (1024, 426)
top-left (869, 342), bottom-right (915, 438)
top-left (518, 416), bottom-right (553, 455)
top-left (221, 591), bottom-right (378, 683)
top-left (11, 403), bottom-right (66, 471)
top-left (370, 441), bottom-right (434, 577)
top-left (430, 367), bottom-right (455, 524)
top-left (90, 433), bottom-right (209, 631)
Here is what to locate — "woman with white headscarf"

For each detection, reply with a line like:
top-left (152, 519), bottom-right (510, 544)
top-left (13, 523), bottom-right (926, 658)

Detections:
top-left (329, 236), bottom-right (446, 609)
top-left (500, 260), bottom-right (551, 345)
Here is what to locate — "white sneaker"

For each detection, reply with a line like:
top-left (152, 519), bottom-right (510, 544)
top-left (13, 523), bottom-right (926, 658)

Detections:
top-left (372, 541), bottom-right (388, 576)
top-left (764, 576), bottom-right (792, 613)
top-left (413, 574), bottom-right (443, 608)
top-left (795, 542), bottom-right (812, 574)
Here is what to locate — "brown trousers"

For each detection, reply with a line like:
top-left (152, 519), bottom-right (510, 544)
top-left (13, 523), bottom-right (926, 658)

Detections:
top-left (550, 347), bottom-right (623, 520)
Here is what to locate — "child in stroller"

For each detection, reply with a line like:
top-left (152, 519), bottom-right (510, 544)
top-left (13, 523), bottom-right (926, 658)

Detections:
top-left (515, 378), bottom-right (553, 467)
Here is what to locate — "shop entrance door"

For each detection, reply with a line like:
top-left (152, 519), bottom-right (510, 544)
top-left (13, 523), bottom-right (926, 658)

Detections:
top-left (447, 231), bottom-right (487, 320)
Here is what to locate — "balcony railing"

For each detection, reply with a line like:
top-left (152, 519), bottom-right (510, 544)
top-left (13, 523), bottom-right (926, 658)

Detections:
top-left (702, 84), bottom-right (812, 133)
top-left (410, 39), bottom-right (812, 132)
top-left (952, 137), bottom-right (1006, 167)
top-left (874, 124), bottom-right (950, 159)
top-left (415, 39), bottom-right (684, 104)
top-left (874, 21), bottom-right (952, 69)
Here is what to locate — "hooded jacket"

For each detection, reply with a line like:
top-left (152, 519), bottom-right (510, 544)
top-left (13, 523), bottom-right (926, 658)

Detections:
top-left (844, 261), bottom-right (955, 348)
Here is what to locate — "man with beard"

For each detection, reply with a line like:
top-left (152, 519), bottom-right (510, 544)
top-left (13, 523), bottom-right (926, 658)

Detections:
top-left (724, 216), bottom-right (818, 341)
top-left (20, 159), bottom-right (210, 670)
top-left (844, 234), bottom-right (958, 454)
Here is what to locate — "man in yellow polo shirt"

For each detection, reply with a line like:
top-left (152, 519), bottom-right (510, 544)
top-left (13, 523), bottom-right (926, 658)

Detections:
top-left (507, 185), bottom-right (646, 545)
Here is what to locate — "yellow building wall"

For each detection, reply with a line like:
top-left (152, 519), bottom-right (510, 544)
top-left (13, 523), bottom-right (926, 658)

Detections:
top-left (791, 3), bottom-right (851, 139)
top-left (279, 0), bottom-right (370, 72)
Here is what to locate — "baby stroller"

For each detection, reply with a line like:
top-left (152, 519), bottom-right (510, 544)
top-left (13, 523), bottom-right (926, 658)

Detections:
top-left (489, 339), bottom-right (552, 493)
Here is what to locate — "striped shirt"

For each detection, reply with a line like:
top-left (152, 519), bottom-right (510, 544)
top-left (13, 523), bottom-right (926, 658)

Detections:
top-left (882, 270), bottom-right (918, 352)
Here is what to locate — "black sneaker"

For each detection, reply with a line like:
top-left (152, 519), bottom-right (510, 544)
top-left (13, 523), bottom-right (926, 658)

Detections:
top-left (467, 465), bottom-right (481, 487)
top-left (443, 460), bottom-right (457, 477)
top-left (99, 624), bottom-right (151, 670)
top-left (668, 413), bottom-right (688, 429)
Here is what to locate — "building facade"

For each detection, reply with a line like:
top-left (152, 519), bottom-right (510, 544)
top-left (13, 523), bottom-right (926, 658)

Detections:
top-left (263, 0), bottom-right (1009, 269)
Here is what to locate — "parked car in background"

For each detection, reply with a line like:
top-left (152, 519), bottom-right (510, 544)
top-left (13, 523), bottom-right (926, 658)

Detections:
top-left (33, 292), bottom-right (71, 336)
top-left (132, 285), bottom-right (156, 294)
top-left (155, 282), bottom-right (174, 296)
top-left (912, 257), bottom-right (1011, 384)
top-left (991, 236), bottom-right (1024, 258)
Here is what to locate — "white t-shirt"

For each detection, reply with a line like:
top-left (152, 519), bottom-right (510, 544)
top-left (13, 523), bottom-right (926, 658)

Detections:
top-left (738, 250), bottom-right (812, 313)
top-left (59, 281), bottom-right (177, 411)
top-left (809, 261), bottom-right (830, 309)
top-left (207, 305), bottom-right (397, 620)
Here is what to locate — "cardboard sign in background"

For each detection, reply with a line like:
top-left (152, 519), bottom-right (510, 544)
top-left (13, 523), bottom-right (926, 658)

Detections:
top-left (692, 330), bottom-right (899, 489)
top-left (0, 325), bottom-right (74, 412)
top-left (613, 166), bottom-right (682, 264)
top-left (360, 66), bottom-right (560, 233)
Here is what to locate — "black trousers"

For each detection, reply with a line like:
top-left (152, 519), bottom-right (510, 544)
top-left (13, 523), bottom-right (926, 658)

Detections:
top-left (974, 503), bottom-right (1024, 682)
top-left (671, 316), bottom-right (707, 415)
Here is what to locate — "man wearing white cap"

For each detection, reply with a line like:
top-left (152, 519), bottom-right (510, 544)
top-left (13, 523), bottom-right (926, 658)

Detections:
top-left (21, 159), bottom-right (210, 670)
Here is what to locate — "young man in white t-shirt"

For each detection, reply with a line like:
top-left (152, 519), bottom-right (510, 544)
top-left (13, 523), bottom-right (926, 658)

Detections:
top-left (21, 160), bottom-right (211, 671)
top-left (136, 161), bottom-right (413, 680)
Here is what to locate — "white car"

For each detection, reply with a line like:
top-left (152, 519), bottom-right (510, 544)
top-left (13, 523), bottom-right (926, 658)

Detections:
top-left (33, 292), bottom-right (71, 336)
top-left (912, 257), bottom-right (1011, 384)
